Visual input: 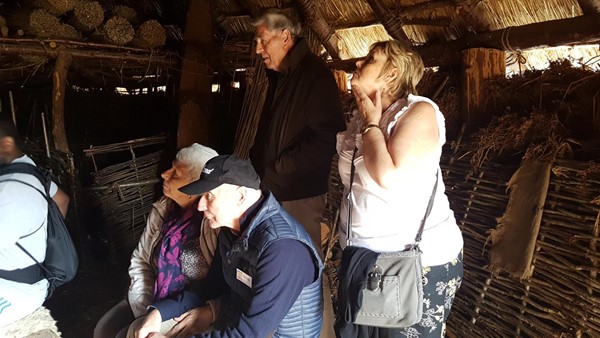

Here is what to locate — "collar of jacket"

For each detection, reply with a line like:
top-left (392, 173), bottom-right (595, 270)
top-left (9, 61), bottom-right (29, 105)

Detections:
top-left (265, 37), bottom-right (310, 77)
top-left (235, 191), bottom-right (280, 249)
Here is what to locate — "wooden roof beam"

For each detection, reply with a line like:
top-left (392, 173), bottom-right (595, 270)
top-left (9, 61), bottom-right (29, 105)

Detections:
top-left (395, 0), bottom-right (480, 18)
top-left (328, 13), bottom-right (600, 71)
top-left (332, 17), bottom-right (452, 30)
top-left (294, 0), bottom-right (340, 59)
top-left (577, 0), bottom-right (600, 14)
top-left (366, 0), bottom-right (412, 46)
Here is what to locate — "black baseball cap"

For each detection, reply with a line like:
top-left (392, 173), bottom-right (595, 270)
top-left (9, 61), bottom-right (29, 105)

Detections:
top-left (179, 154), bottom-right (261, 195)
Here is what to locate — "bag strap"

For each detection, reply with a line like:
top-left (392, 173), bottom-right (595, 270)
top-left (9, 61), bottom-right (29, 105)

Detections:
top-left (346, 147), bottom-right (439, 248)
top-left (0, 162), bottom-right (51, 196)
top-left (0, 163), bottom-right (53, 277)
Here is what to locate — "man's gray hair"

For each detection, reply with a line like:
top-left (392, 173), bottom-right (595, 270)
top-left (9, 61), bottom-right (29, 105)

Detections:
top-left (176, 143), bottom-right (218, 180)
top-left (252, 9), bottom-right (302, 38)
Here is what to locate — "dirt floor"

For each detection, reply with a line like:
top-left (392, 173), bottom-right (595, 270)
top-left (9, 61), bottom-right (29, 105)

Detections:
top-left (45, 258), bottom-right (130, 338)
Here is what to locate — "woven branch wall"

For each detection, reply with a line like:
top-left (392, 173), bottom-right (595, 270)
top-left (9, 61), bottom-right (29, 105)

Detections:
top-left (84, 135), bottom-right (168, 259)
top-left (444, 148), bottom-right (600, 337)
top-left (324, 144), bottom-right (600, 336)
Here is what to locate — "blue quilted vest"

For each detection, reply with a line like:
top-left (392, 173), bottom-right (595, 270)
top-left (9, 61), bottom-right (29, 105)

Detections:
top-left (220, 192), bottom-right (323, 337)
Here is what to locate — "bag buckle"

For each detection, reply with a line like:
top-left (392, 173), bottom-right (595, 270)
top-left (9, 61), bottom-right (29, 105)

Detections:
top-left (367, 265), bottom-right (383, 291)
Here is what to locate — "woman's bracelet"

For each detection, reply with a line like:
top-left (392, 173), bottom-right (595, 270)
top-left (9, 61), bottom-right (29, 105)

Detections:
top-left (360, 123), bottom-right (381, 135)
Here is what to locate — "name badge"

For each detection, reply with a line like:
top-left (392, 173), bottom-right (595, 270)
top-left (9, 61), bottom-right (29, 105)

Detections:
top-left (236, 268), bottom-right (252, 288)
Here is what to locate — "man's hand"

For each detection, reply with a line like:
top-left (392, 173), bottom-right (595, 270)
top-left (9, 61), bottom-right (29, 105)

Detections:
top-left (134, 309), bottom-right (162, 338)
top-left (167, 306), bottom-right (213, 338)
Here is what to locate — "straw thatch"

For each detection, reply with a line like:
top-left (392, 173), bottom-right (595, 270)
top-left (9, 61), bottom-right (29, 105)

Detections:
top-left (216, 0), bottom-right (600, 71)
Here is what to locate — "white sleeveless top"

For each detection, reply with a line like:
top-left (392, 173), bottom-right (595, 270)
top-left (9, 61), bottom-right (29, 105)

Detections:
top-left (336, 94), bottom-right (463, 267)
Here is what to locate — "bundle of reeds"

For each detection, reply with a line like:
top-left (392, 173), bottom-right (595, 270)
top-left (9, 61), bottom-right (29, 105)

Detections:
top-left (111, 5), bottom-right (138, 25)
top-left (132, 19), bottom-right (166, 49)
top-left (101, 15), bottom-right (134, 45)
top-left (8, 8), bottom-right (80, 39)
top-left (70, 1), bottom-right (104, 32)
top-left (32, 0), bottom-right (78, 15)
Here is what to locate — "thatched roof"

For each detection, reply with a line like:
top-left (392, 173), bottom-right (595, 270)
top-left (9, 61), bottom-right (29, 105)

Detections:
top-left (0, 0), bottom-right (598, 87)
top-left (214, 0), bottom-right (600, 71)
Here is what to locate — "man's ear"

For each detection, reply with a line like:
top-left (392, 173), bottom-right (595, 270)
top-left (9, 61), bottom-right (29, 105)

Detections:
top-left (236, 186), bottom-right (247, 206)
top-left (281, 28), bottom-right (292, 47)
top-left (0, 136), bottom-right (15, 152)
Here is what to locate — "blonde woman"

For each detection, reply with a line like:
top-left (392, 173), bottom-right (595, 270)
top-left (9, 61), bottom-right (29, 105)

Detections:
top-left (335, 40), bottom-right (463, 337)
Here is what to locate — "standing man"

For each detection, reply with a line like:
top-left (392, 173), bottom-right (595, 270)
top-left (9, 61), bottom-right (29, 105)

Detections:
top-left (250, 9), bottom-right (345, 253)
top-left (0, 119), bottom-right (69, 335)
top-left (250, 10), bottom-right (345, 337)
top-left (132, 155), bottom-right (323, 338)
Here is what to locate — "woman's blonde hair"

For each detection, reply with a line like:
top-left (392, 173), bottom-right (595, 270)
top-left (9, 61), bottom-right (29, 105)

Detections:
top-left (371, 40), bottom-right (424, 99)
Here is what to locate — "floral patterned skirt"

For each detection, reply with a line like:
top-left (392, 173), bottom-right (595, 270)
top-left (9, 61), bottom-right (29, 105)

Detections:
top-left (353, 250), bottom-right (463, 338)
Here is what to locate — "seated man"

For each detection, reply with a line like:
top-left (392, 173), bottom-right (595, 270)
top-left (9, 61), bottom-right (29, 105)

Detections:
top-left (0, 119), bottom-right (69, 335)
top-left (133, 154), bottom-right (323, 338)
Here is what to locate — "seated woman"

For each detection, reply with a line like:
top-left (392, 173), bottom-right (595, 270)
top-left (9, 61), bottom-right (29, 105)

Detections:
top-left (94, 143), bottom-right (219, 338)
top-left (335, 40), bottom-right (464, 337)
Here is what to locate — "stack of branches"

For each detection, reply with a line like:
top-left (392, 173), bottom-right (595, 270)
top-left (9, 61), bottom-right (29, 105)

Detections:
top-left (484, 59), bottom-right (600, 143)
top-left (470, 108), bottom-right (567, 169)
top-left (464, 59), bottom-right (600, 169)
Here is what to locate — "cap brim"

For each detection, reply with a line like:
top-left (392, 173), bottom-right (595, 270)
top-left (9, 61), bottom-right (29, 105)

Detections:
top-left (179, 179), bottom-right (223, 195)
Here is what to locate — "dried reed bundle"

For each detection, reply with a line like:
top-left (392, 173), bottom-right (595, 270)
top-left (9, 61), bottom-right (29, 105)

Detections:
top-left (102, 15), bottom-right (134, 45)
top-left (112, 5), bottom-right (138, 25)
top-left (70, 1), bottom-right (104, 32)
top-left (132, 20), bottom-right (166, 49)
top-left (27, 8), bottom-right (80, 39)
top-left (33, 0), bottom-right (77, 15)
top-left (470, 109), bottom-right (566, 169)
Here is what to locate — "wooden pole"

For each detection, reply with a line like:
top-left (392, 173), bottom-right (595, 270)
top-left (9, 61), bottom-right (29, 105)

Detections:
top-left (176, 0), bottom-right (214, 148)
top-left (52, 52), bottom-right (72, 152)
top-left (460, 48), bottom-right (505, 133)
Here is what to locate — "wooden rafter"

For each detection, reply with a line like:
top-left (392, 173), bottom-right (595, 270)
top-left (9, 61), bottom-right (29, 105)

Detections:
top-left (294, 0), bottom-right (340, 59)
top-left (328, 13), bottom-right (600, 70)
top-left (366, 0), bottom-right (412, 46)
top-left (577, 0), bottom-right (600, 14)
top-left (0, 40), bottom-right (178, 66)
top-left (395, 0), bottom-right (479, 18)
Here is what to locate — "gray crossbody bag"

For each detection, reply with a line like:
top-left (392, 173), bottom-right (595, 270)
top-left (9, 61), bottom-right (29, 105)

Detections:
top-left (346, 147), bottom-right (438, 328)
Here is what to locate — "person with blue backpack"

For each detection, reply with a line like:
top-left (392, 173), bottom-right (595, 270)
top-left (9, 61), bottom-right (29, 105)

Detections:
top-left (0, 118), bottom-right (71, 333)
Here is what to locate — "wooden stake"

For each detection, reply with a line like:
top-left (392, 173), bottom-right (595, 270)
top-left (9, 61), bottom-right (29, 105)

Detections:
top-left (52, 52), bottom-right (72, 153)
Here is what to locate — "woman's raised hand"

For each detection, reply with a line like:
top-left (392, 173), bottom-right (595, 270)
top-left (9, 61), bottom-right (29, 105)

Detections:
top-left (352, 84), bottom-right (382, 126)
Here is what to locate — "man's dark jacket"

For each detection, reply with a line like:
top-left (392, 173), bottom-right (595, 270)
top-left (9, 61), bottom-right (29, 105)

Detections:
top-left (250, 38), bottom-right (345, 201)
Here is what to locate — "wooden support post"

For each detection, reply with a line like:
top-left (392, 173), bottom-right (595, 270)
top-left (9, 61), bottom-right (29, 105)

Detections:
top-left (177, 0), bottom-right (213, 148)
top-left (52, 52), bottom-right (72, 153)
top-left (460, 48), bottom-right (505, 133)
